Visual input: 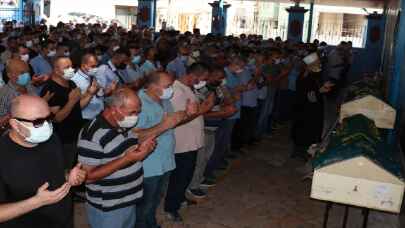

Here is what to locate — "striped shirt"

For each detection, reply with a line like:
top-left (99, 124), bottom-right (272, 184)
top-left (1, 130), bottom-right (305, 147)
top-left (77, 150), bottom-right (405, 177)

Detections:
top-left (77, 115), bottom-right (143, 211)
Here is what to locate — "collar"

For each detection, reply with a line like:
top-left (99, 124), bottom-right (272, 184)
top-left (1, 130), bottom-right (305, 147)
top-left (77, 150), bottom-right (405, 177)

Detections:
top-left (77, 69), bottom-right (90, 80)
top-left (107, 60), bottom-right (117, 72)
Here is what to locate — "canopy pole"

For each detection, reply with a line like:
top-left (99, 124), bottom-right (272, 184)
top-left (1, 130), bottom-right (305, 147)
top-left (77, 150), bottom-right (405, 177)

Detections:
top-left (307, 0), bottom-right (315, 43)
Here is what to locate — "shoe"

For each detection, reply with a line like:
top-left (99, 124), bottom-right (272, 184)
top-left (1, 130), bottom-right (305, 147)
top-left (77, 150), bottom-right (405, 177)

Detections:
top-left (165, 211), bottom-right (183, 222)
top-left (200, 178), bottom-right (217, 188)
top-left (186, 188), bottom-right (207, 199)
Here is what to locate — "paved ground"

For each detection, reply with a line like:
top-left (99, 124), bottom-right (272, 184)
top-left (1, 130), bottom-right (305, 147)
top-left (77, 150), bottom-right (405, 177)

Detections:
top-left (74, 126), bottom-right (405, 228)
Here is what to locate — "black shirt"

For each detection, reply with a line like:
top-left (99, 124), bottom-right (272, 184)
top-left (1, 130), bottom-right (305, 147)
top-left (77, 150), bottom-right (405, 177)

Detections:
top-left (41, 79), bottom-right (84, 144)
top-left (0, 134), bottom-right (73, 228)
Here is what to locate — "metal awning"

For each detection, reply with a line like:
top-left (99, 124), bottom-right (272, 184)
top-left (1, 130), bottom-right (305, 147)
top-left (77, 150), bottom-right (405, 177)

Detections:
top-left (238, 0), bottom-right (386, 8)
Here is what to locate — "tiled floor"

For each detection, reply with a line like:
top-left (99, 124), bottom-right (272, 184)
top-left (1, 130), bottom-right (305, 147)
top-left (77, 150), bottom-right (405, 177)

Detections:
top-left (74, 127), bottom-right (404, 228)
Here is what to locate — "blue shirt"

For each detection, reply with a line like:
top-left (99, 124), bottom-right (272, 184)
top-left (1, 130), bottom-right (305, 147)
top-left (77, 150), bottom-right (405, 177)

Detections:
top-left (71, 70), bottom-right (104, 120)
top-left (240, 66), bottom-right (258, 107)
top-left (29, 54), bottom-right (52, 76)
top-left (288, 68), bottom-right (300, 91)
top-left (166, 56), bottom-right (187, 78)
top-left (224, 67), bottom-right (241, 119)
top-left (94, 61), bottom-right (121, 89)
top-left (136, 90), bottom-right (176, 177)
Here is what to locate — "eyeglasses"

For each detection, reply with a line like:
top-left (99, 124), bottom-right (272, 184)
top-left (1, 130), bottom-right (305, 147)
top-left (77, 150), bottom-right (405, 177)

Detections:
top-left (14, 114), bottom-right (54, 128)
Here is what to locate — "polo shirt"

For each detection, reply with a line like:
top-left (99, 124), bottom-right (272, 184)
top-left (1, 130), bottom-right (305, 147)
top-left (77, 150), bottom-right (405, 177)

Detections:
top-left (94, 61), bottom-right (123, 90)
top-left (170, 80), bottom-right (204, 153)
top-left (77, 116), bottom-right (143, 211)
top-left (136, 90), bottom-right (176, 178)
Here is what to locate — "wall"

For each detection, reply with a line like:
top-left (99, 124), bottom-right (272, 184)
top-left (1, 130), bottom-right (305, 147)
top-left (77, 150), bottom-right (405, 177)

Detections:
top-left (48, 0), bottom-right (137, 25)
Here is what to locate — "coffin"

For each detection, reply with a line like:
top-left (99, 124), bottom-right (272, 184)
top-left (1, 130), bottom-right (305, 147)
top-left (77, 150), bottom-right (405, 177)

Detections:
top-left (340, 95), bottom-right (396, 129)
top-left (311, 156), bottom-right (405, 213)
top-left (311, 115), bottom-right (404, 213)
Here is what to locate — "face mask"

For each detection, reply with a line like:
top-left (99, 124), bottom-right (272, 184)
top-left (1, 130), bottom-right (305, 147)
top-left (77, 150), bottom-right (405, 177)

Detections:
top-left (17, 120), bottom-right (53, 144)
top-left (234, 69), bottom-right (244, 74)
top-left (20, 54), bottom-right (29, 62)
top-left (97, 55), bottom-right (103, 61)
top-left (194, 80), bottom-right (207, 90)
top-left (16, 72), bottom-right (31, 86)
top-left (132, 55), bottom-right (141, 65)
top-left (87, 67), bottom-right (98, 76)
top-left (25, 40), bottom-right (33, 48)
top-left (33, 38), bottom-right (39, 44)
top-left (160, 86), bottom-right (174, 100)
top-left (63, 67), bottom-right (75, 80)
top-left (117, 114), bottom-right (138, 128)
top-left (274, 59), bottom-right (281, 64)
top-left (112, 46), bottom-right (120, 51)
top-left (64, 51), bottom-right (70, 57)
top-left (47, 50), bottom-right (56, 57)
top-left (249, 58), bottom-right (256, 65)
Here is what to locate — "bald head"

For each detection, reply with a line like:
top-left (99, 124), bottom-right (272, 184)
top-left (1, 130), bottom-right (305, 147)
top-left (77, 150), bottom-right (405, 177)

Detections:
top-left (6, 59), bottom-right (29, 82)
top-left (11, 95), bottom-right (50, 119)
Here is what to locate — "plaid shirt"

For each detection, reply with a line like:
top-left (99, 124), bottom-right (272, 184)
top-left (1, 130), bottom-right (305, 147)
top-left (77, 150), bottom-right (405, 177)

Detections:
top-left (0, 82), bottom-right (36, 117)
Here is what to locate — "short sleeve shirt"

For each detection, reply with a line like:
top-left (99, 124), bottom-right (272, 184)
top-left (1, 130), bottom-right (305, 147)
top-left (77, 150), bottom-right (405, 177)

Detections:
top-left (170, 80), bottom-right (204, 153)
top-left (136, 90), bottom-right (176, 177)
top-left (77, 116), bottom-right (143, 211)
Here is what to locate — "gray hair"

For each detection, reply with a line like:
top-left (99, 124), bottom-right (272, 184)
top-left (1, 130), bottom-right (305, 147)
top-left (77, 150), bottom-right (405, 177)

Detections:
top-left (104, 87), bottom-right (131, 108)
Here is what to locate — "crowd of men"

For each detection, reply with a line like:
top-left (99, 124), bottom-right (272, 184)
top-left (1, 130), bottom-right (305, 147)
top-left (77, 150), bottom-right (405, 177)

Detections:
top-left (0, 21), bottom-right (353, 228)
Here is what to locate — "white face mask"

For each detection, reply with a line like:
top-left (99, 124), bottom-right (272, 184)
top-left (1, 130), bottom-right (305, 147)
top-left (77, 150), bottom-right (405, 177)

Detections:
top-left (25, 40), bottom-right (33, 48)
top-left (20, 54), bottom-right (29, 62)
top-left (117, 115), bottom-right (139, 128)
top-left (63, 67), bottom-right (75, 80)
top-left (88, 67), bottom-right (98, 76)
top-left (160, 86), bottom-right (174, 100)
top-left (113, 46), bottom-right (120, 51)
top-left (17, 120), bottom-right (53, 144)
top-left (194, 80), bottom-right (207, 90)
top-left (47, 50), bottom-right (56, 57)
top-left (64, 51), bottom-right (70, 57)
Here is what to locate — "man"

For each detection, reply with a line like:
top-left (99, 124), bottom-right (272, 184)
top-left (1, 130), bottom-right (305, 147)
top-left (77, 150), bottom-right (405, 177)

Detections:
top-left (94, 48), bottom-right (129, 93)
top-left (166, 45), bottom-right (190, 78)
top-left (0, 95), bottom-right (86, 228)
top-left (29, 41), bottom-right (54, 77)
top-left (191, 66), bottom-right (237, 192)
top-left (71, 53), bottom-right (104, 120)
top-left (134, 71), bottom-right (194, 228)
top-left (164, 63), bottom-right (215, 222)
top-left (40, 57), bottom-right (89, 169)
top-left (78, 88), bottom-right (157, 228)
top-left (0, 59), bottom-right (40, 131)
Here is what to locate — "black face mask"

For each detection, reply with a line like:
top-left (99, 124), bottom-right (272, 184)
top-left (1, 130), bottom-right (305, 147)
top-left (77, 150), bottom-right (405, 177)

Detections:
top-left (116, 63), bottom-right (127, 70)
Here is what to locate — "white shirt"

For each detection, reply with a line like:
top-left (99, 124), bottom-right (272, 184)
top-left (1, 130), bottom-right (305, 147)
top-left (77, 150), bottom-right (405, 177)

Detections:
top-left (170, 80), bottom-right (204, 154)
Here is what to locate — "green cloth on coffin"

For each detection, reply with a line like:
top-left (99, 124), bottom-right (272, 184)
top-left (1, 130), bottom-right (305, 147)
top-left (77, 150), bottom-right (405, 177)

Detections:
top-left (312, 114), bottom-right (404, 180)
top-left (345, 78), bottom-right (383, 102)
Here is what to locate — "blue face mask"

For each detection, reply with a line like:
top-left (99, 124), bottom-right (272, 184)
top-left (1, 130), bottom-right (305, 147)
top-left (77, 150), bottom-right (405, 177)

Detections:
top-left (180, 55), bottom-right (188, 63)
top-left (132, 55), bottom-right (141, 65)
top-left (16, 72), bottom-right (31, 86)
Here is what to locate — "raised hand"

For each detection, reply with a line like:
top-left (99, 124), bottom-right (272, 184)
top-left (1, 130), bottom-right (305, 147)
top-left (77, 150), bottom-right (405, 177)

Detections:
top-left (33, 182), bottom-right (71, 207)
top-left (68, 163), bottom-right (87, 186)
top-left (87, 79), bottom-right (99, 95)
